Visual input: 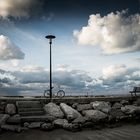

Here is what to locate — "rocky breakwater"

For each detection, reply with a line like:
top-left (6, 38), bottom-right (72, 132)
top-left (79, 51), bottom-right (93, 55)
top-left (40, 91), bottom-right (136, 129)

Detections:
top-left (0, 99), bottom-right (140, 133)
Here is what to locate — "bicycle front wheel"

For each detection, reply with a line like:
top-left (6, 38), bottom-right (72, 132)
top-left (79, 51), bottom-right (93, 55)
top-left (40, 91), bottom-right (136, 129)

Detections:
top-left (57, 90), bottom-right (65, 98)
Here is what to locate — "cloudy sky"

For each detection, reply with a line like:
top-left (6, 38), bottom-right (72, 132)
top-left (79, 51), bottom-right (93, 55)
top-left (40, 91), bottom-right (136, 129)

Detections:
top-left (0, 0), bottom-right (140, 96)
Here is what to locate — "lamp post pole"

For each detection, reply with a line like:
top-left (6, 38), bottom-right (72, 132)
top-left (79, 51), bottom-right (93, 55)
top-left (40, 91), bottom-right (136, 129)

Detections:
top-left (45, 35), bottom-right (56, 101)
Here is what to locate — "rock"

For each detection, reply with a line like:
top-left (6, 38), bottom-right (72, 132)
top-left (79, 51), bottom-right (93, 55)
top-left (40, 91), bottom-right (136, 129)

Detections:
top-left (120, 100), bottom-right (129, 105)
top-left (134, 99), bottom-right (140, 106)
top-left (1, 124), bottom-right (22, 132)
top-left (53, 119), bottom-right (68, 128)
top-left (7, 114), bottom-right (21, 124)
top-left (77, 104), bottom-right (92, 112)
top-left (82, 110), bottom-right (107, 122)
top-left (72, 116), bottom-right (86, 124)
top-left (63, 123), bottom-right (81, 132)
top-left (121, 105), bottom-right (140, 114)
top-left (5, 104), bottom-right (16, 115)
top-left (109, 108), bottom-right (125, 121)
top-left (40, 123), bottom-right (54, 131)
top-left (112, 102), bottom-right (123, 109)
top-left (0, 102), bottom-right (6, 113)
top-left (91, 101), bottom-right (111, 114)
top-left (28, 122), bottom-right (42, 129)
top-left (24, 122), bottom-right (30, 127)
top-left (60, 103), bottom-right (82, 120)
top-left (72, 103), bottom-right (79, 109)
top-left (44, 103), bottom-right (64, 118)
top-left (0, 114), bottom-right (10, 125)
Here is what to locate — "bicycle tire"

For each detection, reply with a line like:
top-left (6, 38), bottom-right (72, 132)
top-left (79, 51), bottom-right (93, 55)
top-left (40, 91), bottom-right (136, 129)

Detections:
top-left (57, 90), bottom-right (65, 98)
top-left (44, 89), bottom-right (50, 97)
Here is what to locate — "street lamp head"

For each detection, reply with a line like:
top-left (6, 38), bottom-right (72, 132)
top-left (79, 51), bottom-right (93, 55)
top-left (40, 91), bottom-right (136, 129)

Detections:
top-left (45, 35), bottom-right (56, 39)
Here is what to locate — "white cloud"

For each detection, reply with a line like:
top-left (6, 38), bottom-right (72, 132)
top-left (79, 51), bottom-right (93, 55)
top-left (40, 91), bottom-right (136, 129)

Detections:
top-left (0, 0), bottom-right (41, 19)
top-left (0, 35), bottom-right (25, 60)
top-left (74, 10), bottom-right (140, 54)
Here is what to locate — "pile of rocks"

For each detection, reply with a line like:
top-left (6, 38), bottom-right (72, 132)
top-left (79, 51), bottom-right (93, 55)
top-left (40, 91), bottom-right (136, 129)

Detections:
top-left (0, 99), bottom-right (140, 133)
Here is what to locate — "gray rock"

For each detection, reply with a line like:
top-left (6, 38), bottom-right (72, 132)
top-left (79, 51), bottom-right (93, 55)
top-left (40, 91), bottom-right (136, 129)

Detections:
top-left (44, 103), bottom-right (64, 118)
top-left (91, 101), bottom-right (111, 114)
top-left (28, 122), bottom-right (42, 129)
top-left (7, 114), bottom-right (21, 124)
top-left (24, 122), bottom-right (30, 127)
top-left (63, 123), bottom-right (81, 132)
top-left (121, 105), bottom-right (140, 114)
top-left (120, 100), bottom-right (129, 105)
top-left (72, 116), bottom-right (86, 124)
top-left (77, 104), bottom-right (92, 112)
top-left (134, 99), bottom-right (140, 106)
top-left (109, 108), bottom-right (125, 121)
top-left (53, 119), bottom-right (68, 128)
top-left (60, 103), bottom-right (82, 120)
top-left (112, 102), bottom-right (123, 109)
top-left (82, 110), bottom-right (107, 121)
top-left (40, 123), bottom-right (54, 131)
top-left (72, 103), bottom-right (79, 109)
top-left (5, 104), bottom-right (16, 115)
top-left (0, 114), bottom-right (10, 125)
top-left (1, 124), bottom-right (22, 132)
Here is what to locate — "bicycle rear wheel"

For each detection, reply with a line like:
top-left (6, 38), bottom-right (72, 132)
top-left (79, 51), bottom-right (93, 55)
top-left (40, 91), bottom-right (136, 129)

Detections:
top-left (57, 90), bottom-right (65, 98)
top-left (44, 90), bottom-right (50, 97)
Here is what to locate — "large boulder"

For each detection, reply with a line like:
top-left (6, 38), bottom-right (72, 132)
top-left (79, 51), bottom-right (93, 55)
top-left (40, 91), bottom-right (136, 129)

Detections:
top-left (77, 104), bottom-right (92, 112)
top-left (0, 114), bottom-right (10, 126)
top-left (82, 110), bottom-right (107, 122)
top-left (44, 103), bottom-right (64, 118)
top-left (60, 103), bottom-right (82, 120)
top-left (5, 104), bottom-right (16, 115)
top-left (91, 101), bottom-right (111, 114)
top-left (121, 105), bottom-right (140, 114)
top-left (53, 119), bottom-right (68, 128)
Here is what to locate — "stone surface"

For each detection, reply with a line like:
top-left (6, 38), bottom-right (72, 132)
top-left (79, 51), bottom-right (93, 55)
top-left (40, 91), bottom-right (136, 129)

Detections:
top-left (60, 103), bottom-right (82, 120)
top-left (72, 103), bottom-right (79, 109)
top-left (82, 110), bottom-right (107, 121)
top-left (72, 116), bottom-right (86, 124)
top-left (77, 104), bottom-right (92, 112)
top-left (40, 123), bottom-right (54, 131)
top-left (112, 102), bottom-right (123, 109)
top-left (24, 122), bottom-right (30, 127)
top-left (91, 101), bottom-right (111, 114)
top-left (28, 122), bottom-right (42, 129)
top-left (7, 114), bottom-right (21, 124)
top-left (121, 105), bottom-right (140, 114)
top-left (0, 114), bottom-right (10, 125)
top-left (120, 100), bottom-right (129, 105)
top-left (109, 108), bottom-right (125, 121)
top-left (63, 123), bottom-right (81, 132)
top-left (44, 103), bottom-right (64, 118)
top-left (5, 104), bottom-right (16, 115)
top-left (1, 124), bottom-right (22, 132)
top-left (53, 119), bottom-right (68, 128)
top-left (134, 99), bottom-right (140, 106)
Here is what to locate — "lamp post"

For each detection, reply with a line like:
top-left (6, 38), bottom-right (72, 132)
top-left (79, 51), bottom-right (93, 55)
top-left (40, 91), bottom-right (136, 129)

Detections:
top-left (45, 35), bottom-right (56, 101)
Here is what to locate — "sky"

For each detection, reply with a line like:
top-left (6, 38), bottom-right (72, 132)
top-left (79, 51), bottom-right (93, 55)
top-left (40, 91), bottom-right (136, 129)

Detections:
top-left (0, 0), bottom-right (140, 96)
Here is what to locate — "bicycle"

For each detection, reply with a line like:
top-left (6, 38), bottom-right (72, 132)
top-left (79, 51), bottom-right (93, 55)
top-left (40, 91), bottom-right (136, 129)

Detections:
top-left (44, 87), bottom-right (65, 98)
